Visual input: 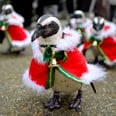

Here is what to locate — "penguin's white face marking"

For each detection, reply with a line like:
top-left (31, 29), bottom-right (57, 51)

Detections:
top-left (32, 15), bottom-right (63, 45)
top-left (2, 4), bottom-right (13, 13)
top-left (33, 16), bottom-right (60, 39)
top-left (1, 4), bottom-right (13, 20)
top-left (40, 17), bottom-right (62, 45)
top-left (40, 21), bottom-right (59, 38)
top-left (92, 17), bottom-right (105, 36)
top-left (40, 17), bottom-right (60, 26)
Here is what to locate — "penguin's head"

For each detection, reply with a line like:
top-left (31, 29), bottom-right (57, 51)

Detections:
top-left (1, 4), bottom-right (13, 20)
top-left (31, 14), bottom-right (62, 43)
top-left (71, 10), bottom-right (85, 24)
top-left (92, 16), bottom-right (105, 35)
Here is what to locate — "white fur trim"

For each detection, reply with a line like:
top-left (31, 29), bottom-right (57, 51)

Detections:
top-left (6, 11), bottom-right (24, 26)
top-left (95, 21), bottom-right (116, 39)
top-left (23, 69), bottom-right (45, 93)
top-left (81, 64), bottom-right (106, 84)
top-left (78, 44), bottom-right (84, 52)
top-left (70, 18), bottom-right (92, 29)
top-left (57, 27), bottom-right (81, 51)
top-left (31, 39), bottom-right (46, 64)
top-left (105, 21), bottom-right (116, 36)
top-left (85, 25), bottom-right (93, 37)
top-left (104, 60), bottom-right (116, 67)
top-left (70, 18), bottom-right (77, 29)
top-left (80, 18), bottom-right (92, 28)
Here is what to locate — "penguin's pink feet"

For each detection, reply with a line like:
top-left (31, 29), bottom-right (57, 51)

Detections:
top-left (44, 92), bottom-right (61, 111)
top-left (69, 89), bottom-right (82, 111)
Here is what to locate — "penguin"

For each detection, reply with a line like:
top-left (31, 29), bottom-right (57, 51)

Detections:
top-left (23, 14), bottom-right (106, 111)
top-left (67, 10), bottom-right (92, 48)
top-left (0, 4), bottom-right (31, 54)
top-left (82, 16), bottom-right (116, 66)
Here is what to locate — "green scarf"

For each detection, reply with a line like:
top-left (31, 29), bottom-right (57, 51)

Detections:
top-left (77, 28), bottom-right (85, 34)
top-left (0, 21), bottom-right (8, 31)
top-left (89, 36), bottom-right (102, 45)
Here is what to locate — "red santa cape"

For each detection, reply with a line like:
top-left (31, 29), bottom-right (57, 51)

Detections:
top-left (23, 28), bottom-right (106, 93)
top-left (4, 25), bottom-right (30, 47)
top-left (0, 11), bottom-right (31, 47)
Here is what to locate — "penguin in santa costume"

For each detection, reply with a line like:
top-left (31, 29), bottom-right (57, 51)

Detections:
top-left (0, 4), bottom-right (31, 54)
top-left (82, 16), bottom-right (116, 66)
top-left (67, 10), bottom-right (92, 48)
top-left (23, 14), bottom-right (106, 111)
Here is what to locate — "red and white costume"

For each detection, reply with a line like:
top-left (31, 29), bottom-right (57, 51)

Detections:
top-left (23, 28), bottom-right (106, 93)
top-left (82, 20), bottom-right (116, 66)
top-left (0, 11), bottom-right (31, 47)
top-left (69, 18), bottom-right (92, 31)
top-left (68, 18), bottom-right (92, 51)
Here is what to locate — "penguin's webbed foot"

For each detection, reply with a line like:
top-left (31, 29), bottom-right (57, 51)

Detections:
top-left (69, 90), bottom-right (82, 111)
top-left (44, 92), bottom-right (61, 111)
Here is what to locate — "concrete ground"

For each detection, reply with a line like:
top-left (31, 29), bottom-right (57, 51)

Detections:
top-left (0, 21), bottom-right (116, 116)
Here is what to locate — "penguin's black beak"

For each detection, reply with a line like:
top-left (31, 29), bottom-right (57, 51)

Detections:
top-left (31, 24), bottom-right (44, 42)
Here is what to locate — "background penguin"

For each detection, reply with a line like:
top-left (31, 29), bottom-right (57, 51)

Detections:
top-left (82, 16), bottom-right (116, 66)
top-left (0, 4), bottom-right (31, 54)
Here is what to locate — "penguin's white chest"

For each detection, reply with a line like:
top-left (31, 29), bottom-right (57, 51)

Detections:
top-left (52, 70), bottom-right (82, 93)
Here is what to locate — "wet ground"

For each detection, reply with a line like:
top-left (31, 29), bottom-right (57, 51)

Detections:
top-left (0, 25), bottom-right (116, 116)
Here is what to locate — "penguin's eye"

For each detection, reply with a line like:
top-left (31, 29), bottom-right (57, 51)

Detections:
top-left (4, 9), bottom-right (12, 15)
top-left (37, 24), bottom-right (44, 30)
top-left (48, 23), bottom-right (52, 26)
top-left (48, 21), bottom-right (55, 27)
